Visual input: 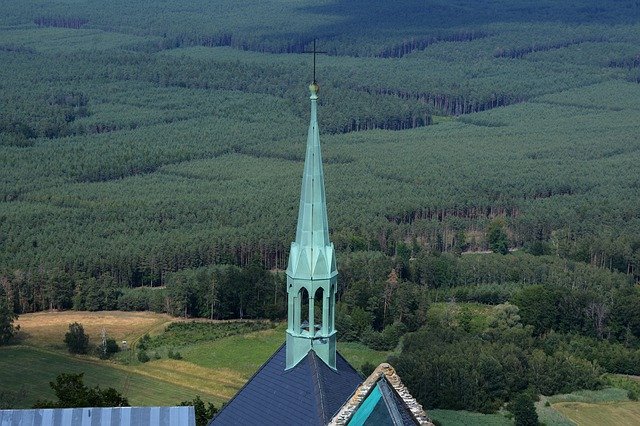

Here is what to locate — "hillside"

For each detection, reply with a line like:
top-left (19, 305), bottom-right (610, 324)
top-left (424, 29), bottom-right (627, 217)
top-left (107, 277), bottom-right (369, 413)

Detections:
top-left (0, 311), bottom-right (388, 408)
top-left (1, 1), bottom-right (639, 290)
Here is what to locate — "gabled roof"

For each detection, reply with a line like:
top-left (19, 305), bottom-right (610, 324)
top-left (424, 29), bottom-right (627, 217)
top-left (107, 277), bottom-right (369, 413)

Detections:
top-left (0, 406), bottom-right (195, 426)
top-left (210, 344), bottom-right (362, 426)
top-left (329, 363), bottom-right (433, 426)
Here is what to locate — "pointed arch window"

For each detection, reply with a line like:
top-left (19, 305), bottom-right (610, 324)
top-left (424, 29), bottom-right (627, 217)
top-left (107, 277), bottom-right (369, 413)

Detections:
top-left (314, 288), bottom-right (324, 335)
top-left (299, 287), bottom-right (309, 334)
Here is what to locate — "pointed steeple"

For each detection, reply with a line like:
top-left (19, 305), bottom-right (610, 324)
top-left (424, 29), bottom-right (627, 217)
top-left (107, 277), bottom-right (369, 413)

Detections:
top-left (293, 82), bottom-right (331, 252)
top-left (286, 82), bottom-right (338, 370)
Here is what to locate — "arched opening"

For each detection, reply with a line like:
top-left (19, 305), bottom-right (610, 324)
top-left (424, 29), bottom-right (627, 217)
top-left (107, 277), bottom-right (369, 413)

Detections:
top-left (299, 287), bottom-right (309, 334)
top-left (314, 288), bottom-right (324, 335)
top-left (329, 284), bottom-right (334, 331)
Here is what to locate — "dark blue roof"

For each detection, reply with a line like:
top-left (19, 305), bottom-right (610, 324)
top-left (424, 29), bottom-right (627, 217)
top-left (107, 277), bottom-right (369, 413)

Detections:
top-left (210, 344), bottom-right (362, 426)
top-left (388, 380), bottom-right (421, 425)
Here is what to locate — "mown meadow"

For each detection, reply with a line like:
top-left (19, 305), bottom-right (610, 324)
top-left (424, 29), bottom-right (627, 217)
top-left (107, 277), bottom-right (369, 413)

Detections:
top-left (0, 311), bottom-right (388, 409)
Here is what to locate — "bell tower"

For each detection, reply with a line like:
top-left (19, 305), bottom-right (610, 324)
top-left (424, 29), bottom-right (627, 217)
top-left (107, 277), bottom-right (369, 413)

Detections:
top-left (285, 81), bottom-right (337, 370)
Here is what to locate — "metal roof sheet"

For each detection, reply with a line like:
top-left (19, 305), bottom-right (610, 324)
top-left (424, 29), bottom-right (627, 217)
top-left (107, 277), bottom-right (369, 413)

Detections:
top-left (0, 406), bottom-right (195, 426)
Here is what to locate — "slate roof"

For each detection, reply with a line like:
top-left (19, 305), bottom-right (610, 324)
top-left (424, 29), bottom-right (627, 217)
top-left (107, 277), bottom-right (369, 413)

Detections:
top-left (210, 344), bottom-right (362, 426)
top-left (329, 363), bottom-right (433, 426)
top-left (0, 406), bottom-right (195, 426)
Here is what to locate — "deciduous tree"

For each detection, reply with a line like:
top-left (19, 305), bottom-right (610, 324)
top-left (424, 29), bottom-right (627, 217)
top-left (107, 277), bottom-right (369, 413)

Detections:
top-left (64, 322), bottom-right (89, 354)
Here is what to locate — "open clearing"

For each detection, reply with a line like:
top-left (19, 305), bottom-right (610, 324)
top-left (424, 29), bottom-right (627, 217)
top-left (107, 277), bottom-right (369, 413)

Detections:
top-left (429, 409), bottom-right (512, 425)
top-left (15, 310), bottom-right (172, 349)
top-left (125, 360), bottom-right (246, 401)
top-left (9, 310), bottom-right (638, 425)
top-left (4, 311), bottom-right (388, 407)
top-left (553, 401), bottom-right (640, 426)
top-left (0, 346), bottom-right (223, 407)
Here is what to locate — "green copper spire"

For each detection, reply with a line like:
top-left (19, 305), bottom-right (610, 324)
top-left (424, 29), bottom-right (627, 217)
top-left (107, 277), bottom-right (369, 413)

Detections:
top-left (286, 82), bottom-right (338, 370)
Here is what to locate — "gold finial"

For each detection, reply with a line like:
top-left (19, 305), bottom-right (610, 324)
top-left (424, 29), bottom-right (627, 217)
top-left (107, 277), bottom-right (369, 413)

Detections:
top-left (309, 82), bottom-right (319, 95)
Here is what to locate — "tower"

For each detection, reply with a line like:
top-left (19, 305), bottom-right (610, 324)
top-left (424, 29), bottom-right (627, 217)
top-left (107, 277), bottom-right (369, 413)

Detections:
top-left (209, 78), bottom-right (430, 426)
top-left (286, 81), bottom-right (338, 370)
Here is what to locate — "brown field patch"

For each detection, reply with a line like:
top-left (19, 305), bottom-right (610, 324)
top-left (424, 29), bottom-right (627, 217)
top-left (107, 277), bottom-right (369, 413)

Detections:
top-left (15, 311), bottom-right (173, 348)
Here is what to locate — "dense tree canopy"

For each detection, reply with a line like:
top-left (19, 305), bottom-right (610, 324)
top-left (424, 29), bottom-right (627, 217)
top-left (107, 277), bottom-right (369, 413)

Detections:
top-left (64, 322), bottom-right (90, 355)
top-left (1, 1), bottom-right (639, 294)
top-left (0, 285), bottom-right (18, 344)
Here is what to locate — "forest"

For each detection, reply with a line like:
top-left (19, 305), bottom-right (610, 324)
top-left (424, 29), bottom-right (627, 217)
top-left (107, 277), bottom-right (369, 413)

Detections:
top-left (1, 0), bottom-right (640, 419)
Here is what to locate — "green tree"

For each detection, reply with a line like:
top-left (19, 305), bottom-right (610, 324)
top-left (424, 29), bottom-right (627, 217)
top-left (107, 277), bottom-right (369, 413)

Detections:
top-left (487, 219), bottom-right (509, 255)
top-left (96, 338), bottom-right (119, 359)
top-left (0, 286), bottom-right (18, 344)
top-left (452, 230), bottom-right (467, 255)
top-left (507, 393), bottom-right (538, 426)
top-left (611, 287), bottom-right (640, 340)
top-left (350, 307), bottom-right (374, 339)
top-left (64, 322), bottom-right (89, 354)
top-left (513, 286), bottom-right (558, 336)
top-left (179, 395), bottom-right (218, 426)
top-left (33, 373), bottom-right (128, 408)
top-left (360, 361), bottom-right (376, 377)
top-left (137, 350), bottom-right (150, 363)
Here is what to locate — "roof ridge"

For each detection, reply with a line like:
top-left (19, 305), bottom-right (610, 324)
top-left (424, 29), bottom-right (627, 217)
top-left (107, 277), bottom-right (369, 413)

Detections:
top-left (309, 351), bottom-right (329, 424)
top-left (378, 378), bottom-right (404, 426)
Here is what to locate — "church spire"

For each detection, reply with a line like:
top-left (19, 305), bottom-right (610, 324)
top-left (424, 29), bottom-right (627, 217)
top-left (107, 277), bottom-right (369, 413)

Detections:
top-left (285, 82), bottom-right (338, 370)
top-left (293, 82), bottom-right (331, 249)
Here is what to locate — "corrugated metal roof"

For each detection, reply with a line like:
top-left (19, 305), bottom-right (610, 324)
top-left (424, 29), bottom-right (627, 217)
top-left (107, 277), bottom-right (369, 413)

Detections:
top-left (0, 406), bottom-right (195, 426)
top-left (210, 343), bottom-right (362, 426)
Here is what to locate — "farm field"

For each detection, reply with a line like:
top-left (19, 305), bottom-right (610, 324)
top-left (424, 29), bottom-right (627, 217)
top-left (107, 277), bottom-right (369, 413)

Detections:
top-left (535, 388), bottom-right (640, 426)
top-left (428, 409), bottom-right (512, 425)
top-left (0, 346), bottom-right (223, 407)
top-left (15, 310), bottom-right (172, 349)
top-left (428, 389), bottom-right (640, 425)
top-left (553, 401), bottom-right (640, 425)
top-left (2, 311), bottom-right (388, 408)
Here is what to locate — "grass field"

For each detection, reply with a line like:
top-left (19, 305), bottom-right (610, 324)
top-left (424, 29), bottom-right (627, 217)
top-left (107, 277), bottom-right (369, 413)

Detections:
top-left (181, 323), bottom-right (286, 375)
top-left (3, 311), bottom-right (388, 408)
top-left (553, 401), bottom-right (640, 426)
top-left (536, 397), bottom-right (575, 426)
top-left (0, 346), bottom-right (223, 407)
top-left (426, 302), bottom-right (495, 333)
top-left (12, 311), bottom-right (640, 424)
top-left (538, 388), bottom-right (640, 426)
top-left (428, 388), bottom-right (640, 425)
top-left (429, 409), bottom-right (513, 425)
top-left (547, 388), bottom-right (630, 404)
